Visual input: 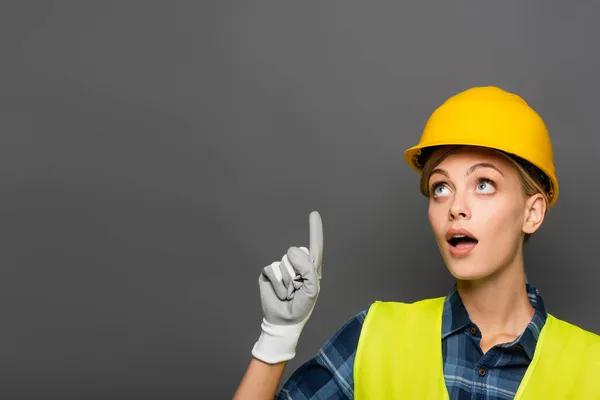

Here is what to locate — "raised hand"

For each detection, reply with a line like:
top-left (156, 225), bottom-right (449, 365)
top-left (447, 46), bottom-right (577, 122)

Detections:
top-left (251, 211), bottom-right (324, 364)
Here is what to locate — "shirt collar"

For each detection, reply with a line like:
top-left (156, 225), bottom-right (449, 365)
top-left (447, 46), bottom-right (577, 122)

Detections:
top-left (441, 283), bottom-right (548, 360)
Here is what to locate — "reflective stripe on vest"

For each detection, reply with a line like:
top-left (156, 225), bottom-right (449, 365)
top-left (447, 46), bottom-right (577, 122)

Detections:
top-left (354, 297), bottom-right (600, 399)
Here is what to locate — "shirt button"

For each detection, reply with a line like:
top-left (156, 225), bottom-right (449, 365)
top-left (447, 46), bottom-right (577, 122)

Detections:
top-left (478, 368), bottom-right (486, 377)
top-left (470, 326), bottom-right (478, 336)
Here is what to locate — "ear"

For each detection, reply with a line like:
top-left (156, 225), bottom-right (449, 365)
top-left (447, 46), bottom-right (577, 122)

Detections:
top-left (522, 194), bottom-right (547, 235)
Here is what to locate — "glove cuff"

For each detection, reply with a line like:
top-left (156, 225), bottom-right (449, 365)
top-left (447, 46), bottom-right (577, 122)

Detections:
top-left (251, 318), bottom-right (305, 364)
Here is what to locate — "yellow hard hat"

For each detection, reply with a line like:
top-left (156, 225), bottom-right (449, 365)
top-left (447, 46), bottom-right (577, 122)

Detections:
top-left (404, 86), bottom-right (559, 208)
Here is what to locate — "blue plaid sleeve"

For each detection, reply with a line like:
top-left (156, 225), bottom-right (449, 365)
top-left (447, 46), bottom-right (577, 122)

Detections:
top-left (276, 306), bottom-right (370, 400)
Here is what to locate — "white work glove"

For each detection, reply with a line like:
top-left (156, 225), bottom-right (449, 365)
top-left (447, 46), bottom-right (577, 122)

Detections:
top-left (251, 211), bottom-right (324, 364)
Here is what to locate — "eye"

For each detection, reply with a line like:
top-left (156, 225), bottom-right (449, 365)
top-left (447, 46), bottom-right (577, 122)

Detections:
top-left (476, 179), bottom-right (495, 194)
top-left (431, 182), bottom-right (450, 197)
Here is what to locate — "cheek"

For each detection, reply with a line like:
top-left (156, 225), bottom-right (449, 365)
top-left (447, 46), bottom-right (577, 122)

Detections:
top-left (428, 202), bottom-right (447, 234)
top-left (475, 200), bottom-right (524, 239)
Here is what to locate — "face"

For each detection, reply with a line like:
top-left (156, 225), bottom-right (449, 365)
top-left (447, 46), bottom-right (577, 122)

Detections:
top-left (427, 148), bottom-right (544, 281)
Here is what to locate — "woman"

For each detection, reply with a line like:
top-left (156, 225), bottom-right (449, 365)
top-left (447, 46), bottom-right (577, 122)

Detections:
top-left (233, 86), bottom-right (600, 399)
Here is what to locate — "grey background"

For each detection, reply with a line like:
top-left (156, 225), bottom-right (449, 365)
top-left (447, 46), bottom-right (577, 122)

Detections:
top-left (1, 1), bottom-right (598, 399)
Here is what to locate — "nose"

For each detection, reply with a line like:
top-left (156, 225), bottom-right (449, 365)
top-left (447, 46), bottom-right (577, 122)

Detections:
top-left (449, 195), bottom-right (471, 220)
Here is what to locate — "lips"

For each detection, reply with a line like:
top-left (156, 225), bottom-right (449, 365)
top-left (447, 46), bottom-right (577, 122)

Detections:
top-left (446, 228), bottom-right (478, 256)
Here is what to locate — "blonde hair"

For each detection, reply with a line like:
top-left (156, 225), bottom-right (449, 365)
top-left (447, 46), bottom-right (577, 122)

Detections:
top-left (418, 145), bottom-right (551, 242)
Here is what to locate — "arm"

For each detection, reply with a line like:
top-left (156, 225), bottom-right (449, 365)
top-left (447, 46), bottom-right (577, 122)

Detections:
top-left (233, 211), bottom-right (324, 399)
top-left (233, 358), bottom-right (287, 400)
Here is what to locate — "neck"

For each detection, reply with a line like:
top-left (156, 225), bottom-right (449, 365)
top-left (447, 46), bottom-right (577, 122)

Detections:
top-left (456, 260), bottom-right (534, 337)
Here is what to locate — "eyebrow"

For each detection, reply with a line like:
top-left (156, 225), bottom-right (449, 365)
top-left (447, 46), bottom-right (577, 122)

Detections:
top-left (430, 162), bottom-right (504, 179)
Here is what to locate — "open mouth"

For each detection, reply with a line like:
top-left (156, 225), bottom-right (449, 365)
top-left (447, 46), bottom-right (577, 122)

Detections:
top-left (448, 234), bottom-right (479, 247)
top-left (446, 228), bottom-right (479, 249)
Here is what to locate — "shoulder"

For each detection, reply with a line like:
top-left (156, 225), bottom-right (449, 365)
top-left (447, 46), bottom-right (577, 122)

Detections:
top-left (545, 314), bottom-right (600, 364)
top-left (361, 297), bottom-right (447, 322)
top-left (278, 305), bottom-right (372, 400)
top-left (279, 299), bottom-right (444, 398)
top-left (315, 304), bottom-right (371, 366)
top-left (548, 314), bottom-right (600, 342)
top-left (315, 298), bottom-right (445, 373)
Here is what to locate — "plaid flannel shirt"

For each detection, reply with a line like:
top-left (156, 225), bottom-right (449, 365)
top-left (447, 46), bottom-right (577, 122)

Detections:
top-left (277, 284), bottom-right (547, 400)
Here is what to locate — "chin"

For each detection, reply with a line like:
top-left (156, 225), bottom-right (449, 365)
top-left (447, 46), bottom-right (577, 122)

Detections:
top-left (447, 268), bottom-right (491, 281)
top-left (443, 258), bottom-right (495, 281)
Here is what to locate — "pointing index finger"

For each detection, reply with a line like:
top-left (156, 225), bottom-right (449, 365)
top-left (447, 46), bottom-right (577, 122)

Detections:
top-left (309, 211), bottom-right (323, 268)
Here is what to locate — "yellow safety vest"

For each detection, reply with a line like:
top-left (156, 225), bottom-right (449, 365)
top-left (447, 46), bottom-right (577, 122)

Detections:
top-left (354, 297), bottom-right (600, 399)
